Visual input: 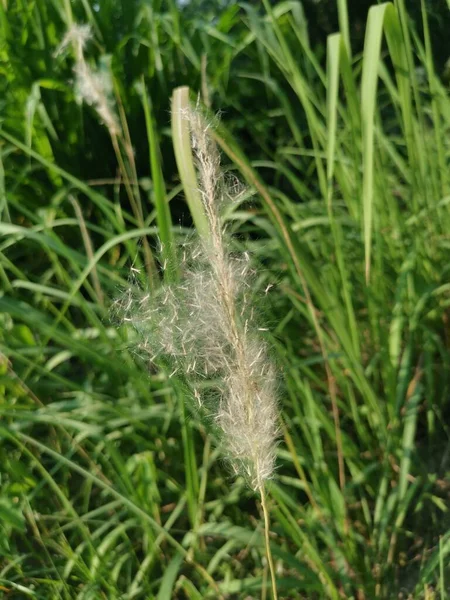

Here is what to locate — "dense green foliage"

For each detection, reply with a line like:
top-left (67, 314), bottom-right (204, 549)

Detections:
top-left (1, 1), bottom-right (450, 598)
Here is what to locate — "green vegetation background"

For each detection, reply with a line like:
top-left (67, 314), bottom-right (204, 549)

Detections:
top-left (0, 0), bottom-right (450, 598)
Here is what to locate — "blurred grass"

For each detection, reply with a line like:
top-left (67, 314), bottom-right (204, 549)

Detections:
top-left (1, 0), bottom-right (450, 598)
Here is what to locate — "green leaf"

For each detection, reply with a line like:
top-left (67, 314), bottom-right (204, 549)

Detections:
top-left (0, 498), bottom-right (26, 532)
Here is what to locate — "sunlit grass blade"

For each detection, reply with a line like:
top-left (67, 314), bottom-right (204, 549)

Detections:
top-left (171, 86), bottom-right (209, 239)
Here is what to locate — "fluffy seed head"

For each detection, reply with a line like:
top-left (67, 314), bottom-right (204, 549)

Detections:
top-left (73, 62), bottom-right (119, 135)
top-left (57, 24), bottom-right (119, 135)
top-left (56, 24), bottom-right (92, 58)
top-left (115, 108), bottom-right (279, 490)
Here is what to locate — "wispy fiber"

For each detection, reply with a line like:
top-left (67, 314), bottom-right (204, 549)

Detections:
top-left (116, 107), bottom-right (279, 491)
top-left (57, 24), bottom-right (119, 135)
top-left (57, 23), bottom-right (157, 286)
top-left (115, 104), bottom-right (280, 598)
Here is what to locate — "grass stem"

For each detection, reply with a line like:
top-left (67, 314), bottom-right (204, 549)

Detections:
top-left (260, 484), bottom-right (278, 600)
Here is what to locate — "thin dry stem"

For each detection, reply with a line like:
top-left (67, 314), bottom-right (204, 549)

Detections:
top-left (260, 484), bottom-right (278, 600)
top-left (69, 195), bottom-right (104, 308)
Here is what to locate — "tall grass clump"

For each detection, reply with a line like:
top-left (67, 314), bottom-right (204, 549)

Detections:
top-left (1, 0), bottom-right (450, 598)
top-left (116, 104), bottom-right (280, 598)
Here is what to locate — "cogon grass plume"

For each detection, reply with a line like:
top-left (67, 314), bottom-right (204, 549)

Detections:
top-left (115, 106), bottom-right (280, 598)
top-left (56, 24), bottom-right (119, 135)
top-left (56, 23), bottom-right (156, 285)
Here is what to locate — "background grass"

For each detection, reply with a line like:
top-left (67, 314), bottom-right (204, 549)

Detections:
top-left (1, 0), bottom-right (450, 598)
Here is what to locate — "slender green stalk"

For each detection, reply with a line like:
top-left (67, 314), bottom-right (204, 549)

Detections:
top-left (260, 485), bottom-right (278, 600)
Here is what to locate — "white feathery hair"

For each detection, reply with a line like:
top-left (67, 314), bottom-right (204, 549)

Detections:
top-left (57, 24), bottom-right (119, 135)
top-left (56, 24), bottom-right (92, 58)
top-left (115, 107), bottom-right (279, 491)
